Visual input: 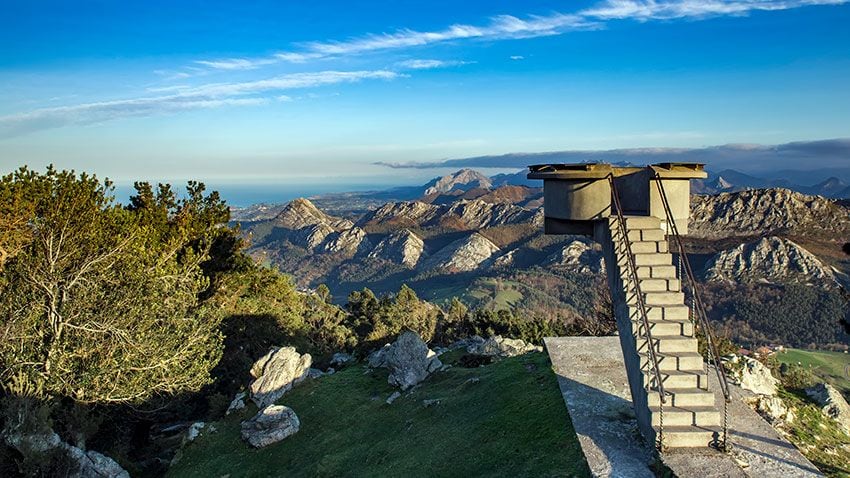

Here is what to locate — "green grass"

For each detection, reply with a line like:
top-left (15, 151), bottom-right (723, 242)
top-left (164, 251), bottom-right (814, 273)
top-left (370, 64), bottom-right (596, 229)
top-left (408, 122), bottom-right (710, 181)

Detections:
top-left (776, 348), bottom-right (850, 392)
top-left (168, 352), bottom-right (590, 478)
top-left (777, 390), bottom-right (850, 477)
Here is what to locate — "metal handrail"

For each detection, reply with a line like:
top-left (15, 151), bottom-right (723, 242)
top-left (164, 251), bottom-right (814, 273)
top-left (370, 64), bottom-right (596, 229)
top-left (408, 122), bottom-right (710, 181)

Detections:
top-left (607, 175), bottom-right (667, 406)
top-left (652, 175), bottom-right (731, 400)
top-left (653, 175), bottom-right (732, 450)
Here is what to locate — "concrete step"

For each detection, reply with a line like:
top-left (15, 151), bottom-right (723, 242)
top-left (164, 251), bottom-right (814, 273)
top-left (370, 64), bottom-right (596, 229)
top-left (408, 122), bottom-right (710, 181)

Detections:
top-left (639, 278), bottom-right (680, 292)
top-left (648, 336), bottom-right (698, 354)
top-left (624, 216), bottom-right (662, 230)
top-left (650, 406), bottom-right (721, 427)
top-left (648, 388), bottom-right (716, 408)
top-left (628, 305), bottom-right (689, 321)
top-left (640, 352), bottom-right (704, 372)
top-left (642, 291), bottom-right (685, 305)
top-left (626, 229), bottom-right (666, 242)
top-left (629, 240), bottom-right (669, 254)
top-left (633, 253), bottom-right (672, 266)
top-left (647, 369), bottom-right (709, 389)
top-left (635, 264), bottom-right (677, 279)
top-left (657, 425), bottom-right (723, 448)
top-left (633, 319), bottom-right (694, 337)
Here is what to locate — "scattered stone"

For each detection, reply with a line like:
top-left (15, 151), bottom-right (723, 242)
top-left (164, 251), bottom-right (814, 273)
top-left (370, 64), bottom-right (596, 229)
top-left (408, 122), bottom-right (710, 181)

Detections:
top-left (386, 391), bottom-right (402, 405)
top-left (367, 344), bottom-right (391, 368)
top-left (422, 399), bottom-right (441, 407)
top-left (326, 367), bottom-right (336, 375)
top-left (467, 335), bottom-right (542, 358)
top-left (240, 405), bottom-right (300, 448)
top-left (735, 357), bottom-right (779, 396)
top-left (384, 331), bottom-right (443, 390)
top-left (184, 422), bottom-right (205, 443)
top-left (226, 392), bottom-right (246, 415)
top-left (331, 352), bottom-right (353, 367)
top-left (806, 383), bottom-right (850, 434)
top-left (3, 428), bottom-right (129, 478)
top-left (308, 368), bottom-right (325, 379)
top-left (250, 346), bottom-right (312, 408)
top-left (464, 377), bottom-right (481, 385)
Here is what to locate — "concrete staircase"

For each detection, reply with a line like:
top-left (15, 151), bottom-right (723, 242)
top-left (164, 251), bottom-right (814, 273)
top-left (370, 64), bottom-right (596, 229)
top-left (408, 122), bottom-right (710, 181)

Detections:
top-left (601, 215), bottom-right (722, 449)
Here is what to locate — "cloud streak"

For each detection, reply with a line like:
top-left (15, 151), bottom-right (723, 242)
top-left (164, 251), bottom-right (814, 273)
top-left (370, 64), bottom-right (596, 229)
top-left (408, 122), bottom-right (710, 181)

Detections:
top-left (0, 70), bottom-right (402, 138)
top-left (195, 0), bottom-right (847, 71)
top-left (373, 138), bottom-right (850, 174)
top-left (396, 59), bottom-right (472, 70)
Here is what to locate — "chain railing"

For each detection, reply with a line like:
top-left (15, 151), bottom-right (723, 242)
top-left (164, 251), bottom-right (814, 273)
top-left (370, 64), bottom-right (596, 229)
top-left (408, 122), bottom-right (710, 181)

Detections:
top-left (653, 174), bottom-right (732, 450)
top-left (607, 174), bottom-right (668, 449)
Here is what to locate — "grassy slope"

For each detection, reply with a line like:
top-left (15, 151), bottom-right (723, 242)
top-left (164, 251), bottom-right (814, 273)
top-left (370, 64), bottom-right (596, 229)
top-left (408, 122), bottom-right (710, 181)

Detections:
top-left (776, 349), bottom-right (850, 392)
top-left (168, 352), bottom-right (590, 478)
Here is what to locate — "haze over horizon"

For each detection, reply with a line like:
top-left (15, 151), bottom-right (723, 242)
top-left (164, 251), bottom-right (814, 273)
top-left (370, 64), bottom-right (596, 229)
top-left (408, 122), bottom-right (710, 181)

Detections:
top-left (2, 0), bottom-right (849, 185)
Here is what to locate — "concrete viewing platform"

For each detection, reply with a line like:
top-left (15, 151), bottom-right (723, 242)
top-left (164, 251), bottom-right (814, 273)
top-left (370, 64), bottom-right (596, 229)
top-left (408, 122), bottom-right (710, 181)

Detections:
top-left (545, 336), bottom-right (823, 478)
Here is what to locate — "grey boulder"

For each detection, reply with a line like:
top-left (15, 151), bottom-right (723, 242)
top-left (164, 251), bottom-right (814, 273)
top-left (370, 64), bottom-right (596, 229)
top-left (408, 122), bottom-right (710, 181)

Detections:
top-left (241, 405), bottom-right (300, 448)
top-left (250, 346), bottom-right (312, 408)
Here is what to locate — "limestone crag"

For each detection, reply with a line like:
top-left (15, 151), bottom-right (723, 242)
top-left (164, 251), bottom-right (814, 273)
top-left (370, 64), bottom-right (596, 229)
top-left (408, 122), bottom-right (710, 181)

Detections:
top-left (367, 229), bottom-right (426, 267)
top-left (733, 357), bottom-right (779, 396)
top-left (805, 383), bottom-right (850, 434)
top-left (273, 198), bottom-right (353, 231)
top-left (321, 227), bottom-right (371, 256)
top-left (544, 239), bottom-right (604, 273)
top-left (240, 405), bottom-right (300, 448)
top-left (250, 346), bottom-right (312, 408)
top-left (690, 188), bottom-right (850, 238)
top-left (705, 236), bottom-right (837, 286)
top-left (423, 169), bottom-right (492, 196)
top-left (423, 233), bottom-right (500, 272)
top-left (358, 199), bottom-right (534, 230)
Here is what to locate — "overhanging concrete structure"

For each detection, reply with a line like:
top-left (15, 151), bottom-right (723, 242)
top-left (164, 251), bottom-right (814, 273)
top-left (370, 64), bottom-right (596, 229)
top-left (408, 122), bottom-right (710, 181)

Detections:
top-left (527, 162), bottom-right (707, 236)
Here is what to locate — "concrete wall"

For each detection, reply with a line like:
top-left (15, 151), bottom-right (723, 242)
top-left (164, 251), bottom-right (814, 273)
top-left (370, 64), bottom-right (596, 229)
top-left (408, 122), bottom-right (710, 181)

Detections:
top-left (649, 178), bottom-right (691, 235)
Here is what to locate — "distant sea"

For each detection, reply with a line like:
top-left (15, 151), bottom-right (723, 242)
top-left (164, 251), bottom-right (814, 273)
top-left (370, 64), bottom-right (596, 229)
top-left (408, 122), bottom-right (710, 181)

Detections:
top-left (113, 182), bottom-right (401, 208)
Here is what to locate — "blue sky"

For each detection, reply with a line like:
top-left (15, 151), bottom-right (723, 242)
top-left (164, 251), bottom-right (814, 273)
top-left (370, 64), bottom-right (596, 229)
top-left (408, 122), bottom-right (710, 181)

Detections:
top-left (1, 0), bottom-right (849, 186)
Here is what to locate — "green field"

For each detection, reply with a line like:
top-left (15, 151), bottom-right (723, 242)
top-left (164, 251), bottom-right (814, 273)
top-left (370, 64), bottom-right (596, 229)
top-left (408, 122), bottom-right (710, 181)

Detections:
top-left (168, 352), bottom-right (590, 478)
top-left (776, 348), bottom-right (850, 392)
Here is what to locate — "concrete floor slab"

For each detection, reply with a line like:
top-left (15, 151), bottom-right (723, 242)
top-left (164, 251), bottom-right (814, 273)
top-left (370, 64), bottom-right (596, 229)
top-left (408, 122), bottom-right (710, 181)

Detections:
top-left (544, 336), bottom-right (823, 478)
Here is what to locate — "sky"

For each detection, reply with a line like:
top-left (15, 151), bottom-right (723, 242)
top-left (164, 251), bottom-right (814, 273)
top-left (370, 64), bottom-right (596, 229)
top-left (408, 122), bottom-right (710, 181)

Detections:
top-left (1, 0), bottom-right (849, 188)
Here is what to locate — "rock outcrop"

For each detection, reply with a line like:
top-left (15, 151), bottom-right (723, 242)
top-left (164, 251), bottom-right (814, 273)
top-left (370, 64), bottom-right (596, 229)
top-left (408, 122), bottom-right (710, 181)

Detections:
top-left (367, 229), bottom-right (426, 267)
top-left (752, 396), bottom-right (795, 424)
top-left (273, 198), bottom-right (353, 231)
top-left (545, 239), bottom-right (604, 273)
top-left (226, 392), bottom-right (246, 415)
top-left (734, 357), bottom-right (779, 396)
top-left (690, 188), bottom-right (850, 238)
top-left (704, 236), bottom-right (837, 287)
top-left (250, 347), bottom-right (312, 408)
top-left (241, 405), bottom-right (300, 448)
top-left (805, 383), bottom-right (850, 434)
top-left (423, 169), bottom-right (492, 196)
top-left (321, 227), bottom-right (371, 256)
top-left (423, 233), bottom-right (500, 272)
top-left (370, 331), bottom-right (442, 390)
top-left (358, 199), bottom-right (534, 231)
top-left (466, 335), bottom-right (542, 357)
top-left (3, 428), bottom-right (129, 478)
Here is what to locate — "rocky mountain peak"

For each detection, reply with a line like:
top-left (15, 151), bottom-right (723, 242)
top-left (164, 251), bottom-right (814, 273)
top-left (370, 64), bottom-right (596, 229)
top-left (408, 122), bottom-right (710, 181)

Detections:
top-left (704, 236), bottom-right (837, 286)
top-left (274, 198), bottom-right (353, 231)
top-left (367, 229), bottom-right (426, 268)
top-left (689, 188), bottom-right (850, 238)
top-left (423, 232), bottom-right (500, 272)
top-left (423, 169), bottom-right (492, 196)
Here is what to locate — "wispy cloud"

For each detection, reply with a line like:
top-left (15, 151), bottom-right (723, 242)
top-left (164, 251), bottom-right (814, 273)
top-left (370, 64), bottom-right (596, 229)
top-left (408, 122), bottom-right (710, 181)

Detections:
top-left (0, 70), bottom-right (402, 138)
top-left (195, 0), bottom-right (847, 71)
top-left (373, 138), bottom-right (850, 173)
top-left (396, 59), bottom-right (473, 70)
top-left (509, 55), bottom-right (525, 61)
top-left (583, 0), bottom-right (847, 21)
